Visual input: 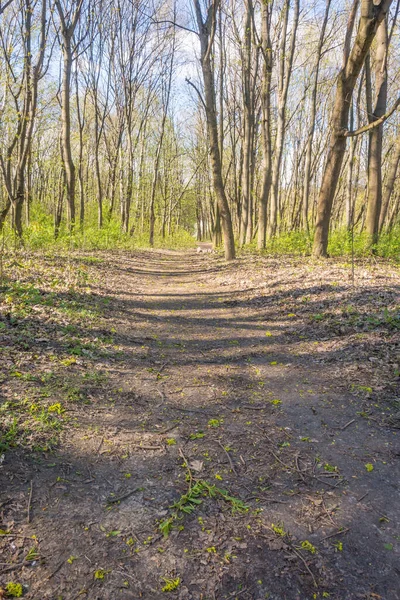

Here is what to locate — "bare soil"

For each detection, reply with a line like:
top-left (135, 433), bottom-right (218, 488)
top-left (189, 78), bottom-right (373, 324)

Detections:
top-left (1, 249), bottom-right (399, 600)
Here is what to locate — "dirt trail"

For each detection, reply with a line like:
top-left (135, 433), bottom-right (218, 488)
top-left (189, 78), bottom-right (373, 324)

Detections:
top-left (1, 250), bottom-right (399, 600)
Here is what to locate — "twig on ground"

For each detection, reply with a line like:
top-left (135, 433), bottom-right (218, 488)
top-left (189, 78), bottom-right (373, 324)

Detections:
top-left (321, 527), bottom-right (350, 541)
top-left (357, 491), bottom-right (369, 502)
top-left (0, 533), bottom-right (37, 540)
top-left (27, 480), bottom-right (33, 524)
top-left (95, 438), bottom-right (104, 458)
top-left (0, 561), bottom-right (31, 575)
top-left (45, 559), bottom-right (65, 581)
top-left (313, 475), bottom-right (344, 489)
top-left (157, 362), bottom-right (169, 375)
top-left (341, 419), bottom-right (355, 430)
top-left (167, 405), bottom-right (214, 414)
top-left (216, 440), bottom-right (237, 475)
top-left (178, 447), bottom-right (193, 489)
top-left (322, 498), bottom-right (337, 527)
top-left (106, 489), bottom-right (140, 504)
top-left (294, 453), bottom-right (306, 482)
top-left (289, 545), bottom-right (318, 588)
top-left (130, 444), bottom-right (163, 450)
top-left (71, 582), bottom-right (94, 600)
top-left (227, 587), bottom-right (248, 599)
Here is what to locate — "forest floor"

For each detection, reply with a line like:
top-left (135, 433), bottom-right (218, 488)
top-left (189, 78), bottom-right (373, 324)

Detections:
top-left (0, 249), bottom-right (399, 600)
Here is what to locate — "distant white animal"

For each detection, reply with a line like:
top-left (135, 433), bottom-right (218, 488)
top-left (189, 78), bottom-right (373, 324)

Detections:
top-left (196, 243), bottom-right (214, 253)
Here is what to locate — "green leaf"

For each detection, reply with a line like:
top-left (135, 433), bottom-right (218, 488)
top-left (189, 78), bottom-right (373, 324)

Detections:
top-left (384, 543), bottom-right (393, 550)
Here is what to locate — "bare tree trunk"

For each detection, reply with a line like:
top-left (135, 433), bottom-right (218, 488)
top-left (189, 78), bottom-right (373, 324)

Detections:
top-left (239, 0), bottom-right (253, 247)
top-left (149, 26), bottom-right (175, 246)
top-left (192, 0), bottom-right (235, 260)
top-left (268, 0), bottom-right (299, 239)
top-left (379, 130), bottom-right (400, 230)
top-left (55, 0), bottom-right (84, 231)
top-left (312, 0), bottom-right (393, 258)
top-left (60, 39), bottom-right (75, 228)
top-left (257, 0), bottom-right (273, 250)
top-left (302, 0), bottom-right (331, 232)
top-left (346, 102), bottom-right (357, 229)
top-left (365, 16), bottom-right (388, 247)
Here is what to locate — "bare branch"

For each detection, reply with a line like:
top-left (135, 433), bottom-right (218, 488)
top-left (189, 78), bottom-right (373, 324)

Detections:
top-left (185, 77), bottom-right (206, 112)
top-left (343, 96), bottom-right (400, 137)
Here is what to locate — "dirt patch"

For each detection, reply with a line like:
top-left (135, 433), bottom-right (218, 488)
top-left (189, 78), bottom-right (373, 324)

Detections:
top-left (1, 249), bottom-right (399, 599)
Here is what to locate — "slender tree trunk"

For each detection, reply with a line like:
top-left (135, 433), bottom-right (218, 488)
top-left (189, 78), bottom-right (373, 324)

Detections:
top-left (302, 0), bottom-right (331, 232)
top-left (365, 17), bottom-right (388, 247)
top-left (240, 0), bottom-right (253, 247)
top-left (257, 0), bottom-right (273, 250)
top-left (193, 0), bottom-right (235, 260)
top-left (55, 0), bottom-right (84, 231)
top-left (379, 130), bottom-right (400, 230)
top-left (346, 102), bottom-right (358, 229)
top-left (60, 40), bottom-right (76, 229)
top-left (268, 0), bottom-right (299, 238)
top-left (312, 0), bottom-right (393, 257)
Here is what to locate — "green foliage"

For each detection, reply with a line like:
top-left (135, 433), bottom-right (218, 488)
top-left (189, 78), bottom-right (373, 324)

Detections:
top-left (2, 204), bottom-right (196, 252)
top-left (159, 480), bottom-right (248, 537)
top-left (93, 569), bottom-right (109, 580)
top-left (242, 227), bottom-right (400, 259)
top-left (271, 523), bottom-right (286, 537)
top-left (5, 582), bottom-right (23, 597)
top-left (300, 540), bottom-right (317, 554)
top-left (207, 418), bottom-right (222, 428)
top-left (161, 577), bottom-right (180, 592)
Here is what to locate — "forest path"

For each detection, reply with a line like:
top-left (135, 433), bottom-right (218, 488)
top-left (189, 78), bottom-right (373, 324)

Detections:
top-left (1, 249), bottom-right (399, 599)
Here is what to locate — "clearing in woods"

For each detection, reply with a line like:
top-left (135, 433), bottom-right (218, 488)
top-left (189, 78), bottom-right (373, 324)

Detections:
top-left (0, 249), bottom-right (399, 600)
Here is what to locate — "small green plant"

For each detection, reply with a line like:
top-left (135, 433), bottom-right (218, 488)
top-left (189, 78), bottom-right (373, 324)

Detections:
top-left (334, 541), bottom-right (343, 552)
top-left (67, 555), bottom-right (77, 564)
top-left (208, 418), bottom-right (222, 428)
top-left (94, 569), bottom-right (108, 580)
top-left (5, 582), bottom-right (23, 597)
top-left (189, 431), bottom-right (204, 440)
top-left (271, 523), bottom-right (286, 537)
top-left (365, 463), bottom-right (374, 472)
top-left (25, 547), bottom-right (39, 561)
top-left (159, 480), bottom-right (248, 537)
top-left (300, 540), bottom-right (317, 554)
top-left (166, 438), bottom-right (177, 446)
top-left (323, 463), bottom-right (338, 473)
top-left (47, 403), bottom-right (65, 415)
top-left (161, 577), bottom-right (180, 592)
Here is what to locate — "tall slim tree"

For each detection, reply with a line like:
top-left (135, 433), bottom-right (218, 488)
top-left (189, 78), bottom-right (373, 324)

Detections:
top-left (192, 0), bottom-right (236, 260)
top-left (312, 0), bottom-right (393, 258)
top-left (365, 16), bottom-right (388, 246)
top-left (55, 0), bottom-right (85, 230)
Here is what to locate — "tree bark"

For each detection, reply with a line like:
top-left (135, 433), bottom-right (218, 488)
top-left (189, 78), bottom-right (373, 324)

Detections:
top-left (193, 0), bottom-right (235, 261)
top-left (312, 0), bottom-right (393, 258)
top-left (55, 0), bottom-right (84, 231)
top-left (257, 0), bottom-right (273, 250)
top-left (268, 0), bottom-right (299, 239)
top-left (302, 0), bottom-right (331, 233)
top-left (365, 16), bottom-right (388, 247)
top-left (379, 130), bottom-right (400, 230)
